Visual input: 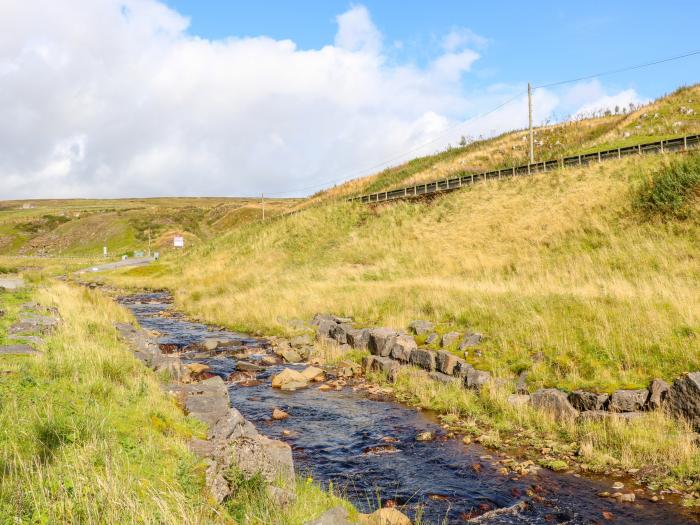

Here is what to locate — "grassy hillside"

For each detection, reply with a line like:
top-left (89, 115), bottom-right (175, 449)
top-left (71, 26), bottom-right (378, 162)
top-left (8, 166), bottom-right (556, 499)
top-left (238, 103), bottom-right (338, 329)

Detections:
top-left (0, 197), bottom-right (297, 258)
top-left (297, 84), bottom-right (700, 208)
top-left (104, 152), bottom-right (700, 393)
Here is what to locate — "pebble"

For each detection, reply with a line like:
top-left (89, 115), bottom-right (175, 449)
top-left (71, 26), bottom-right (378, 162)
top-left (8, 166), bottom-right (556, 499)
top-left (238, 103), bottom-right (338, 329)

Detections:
top-left (612, 482), bottom-right (624, 490)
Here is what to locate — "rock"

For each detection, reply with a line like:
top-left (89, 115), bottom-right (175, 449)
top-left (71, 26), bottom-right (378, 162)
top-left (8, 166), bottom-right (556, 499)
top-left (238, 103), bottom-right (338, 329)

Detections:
top-left (318, 384), bottom-right (333, 392)
top-left (335, 360), bottom-right (361, 378)
top-left (171, 377), bottom-right (231, 427)
top-left (261, 356), bottom-right (279, 366)
top-left (578, 411), bottom-right (644, 422)
top-left (368, 328), bottom-right (399, 357)
top-left (317, 320), bottom-right (337, 339)
top-left (236, 361), bottom-right (264, 372)
top-left (346, 328), bottom-right (370, 350)
top-left (416, 431), bottom-right (435, 442)
top-left (458, 333), bottom-right (482, 351)
top-left (568, 390), bottom-right (609, 411)
top-left (290, 334), bottom-right (313, 348)
top-left (359, 508), bottom-right (411, 525)
top-left (331, 323), bottom-right (353, 345)
top-left (279, 348), bottom-right (303, 363)
top-left (365, 356), bottom-right (400, 381)
top-left (441, 332), bottom-right (461, 348)
top-left (647, 378), bottom-right (670, 410)
top-left (436, 350), bottom-right (459, 375)
top-left (409, 348), bottom-right (436, 371)
top-left (389, 335), bottom-right (417, 362)
top-left (186, 362), bottom-right (211, 377)
top-left (0, 277), bottom-right (24, 290)
top-left (608, 389), bottom-right (649, 412)
top-left (425, 333), bottom-right (440, 345)
top-left (272, 369), bottom-right (309, 390)
top-left (429, 371), bottom-right (459, 385)
top-left (230, 434), bottom-right (295, 487)
top-left (616, 493), bottom-right (636, 503)
top-left (507, 394), bottom-right (530, 407)
top-left (409, 320), bottom-right (434, 335)
top-left (311, 313), bottom-right (336, 326)
top-left (301, 366), bottom-right (325, 381)
top-left (203, 338), bottom-right (219, 351)
top-left (0, 344), bottom-right (41, 355)
top-left (464, 368), bottom-right (491, 390)
top-left (306, 506), bottom-right (353, 525)
top-left (453, 360), bottom-right (474, 379)
top-left (515, 371), bottom-right (528, 395)
top-left (272, 408), bottom-right (289, 420)
top-left (154, 355), bottom-right (191, 382)
top-left (668, 372), bottom-right (700, 431)
top-left (530, 388), bottom-right (578, 421)
top-left (612, 481), bottom-right (624, 490)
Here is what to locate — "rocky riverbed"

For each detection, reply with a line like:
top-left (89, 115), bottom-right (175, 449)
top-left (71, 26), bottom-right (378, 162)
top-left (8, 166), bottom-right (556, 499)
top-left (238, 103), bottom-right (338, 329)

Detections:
top-left (119, 292), bottom-right (699, 524)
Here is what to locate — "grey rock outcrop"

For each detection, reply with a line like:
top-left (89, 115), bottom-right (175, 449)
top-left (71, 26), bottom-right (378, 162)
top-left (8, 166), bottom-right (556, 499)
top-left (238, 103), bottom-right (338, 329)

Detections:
top-left (390, 334), bottom-right (417, 362)
top-left (436, 350), bottom-right (459, 375)
top-left (305, 506), bottom-right (353, 525)
top-left (459, 333), bottom-right (482, 351)
top-left (647, 378), bottom-right (670, 410)
top-left (409, 320), bottom-right (434, 335)
top-left (409, 348), bottom-right (436, 371)
top-left (568, 390), bottom-right (609, 411)
top-left (346, 328), bottom-right (370, 350)
top-left (530, 388), bottom-right (578, 421)
top-left (368, 328), bottom-right (398, 357)
top-left (441, 332), bottom-right (461, 348)
top-left (464, 368), bottom-right (491, 390)
top-left (668, 372), bottom-right (700, 431)
top-left (608, 389), bottom-right (649, 413)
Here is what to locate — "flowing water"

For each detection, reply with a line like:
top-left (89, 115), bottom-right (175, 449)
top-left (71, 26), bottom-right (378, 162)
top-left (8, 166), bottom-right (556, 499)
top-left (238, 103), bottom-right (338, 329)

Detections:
top-left (121, 293), bottom-right (698, 524)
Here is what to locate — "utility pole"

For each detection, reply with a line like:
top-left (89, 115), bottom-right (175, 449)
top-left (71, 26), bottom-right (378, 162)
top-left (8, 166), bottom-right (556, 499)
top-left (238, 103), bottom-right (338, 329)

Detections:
top-left (261, 193), bottom-right (265, 221)
top-left (147, 229), bottom-right (151, 257)
top-left (528, 82), bottom-right (534, 164)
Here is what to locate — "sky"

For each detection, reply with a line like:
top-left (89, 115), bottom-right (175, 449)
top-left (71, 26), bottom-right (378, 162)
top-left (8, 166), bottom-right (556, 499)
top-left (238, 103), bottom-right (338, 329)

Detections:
top-left (1, 1), bottom-right (699, 199)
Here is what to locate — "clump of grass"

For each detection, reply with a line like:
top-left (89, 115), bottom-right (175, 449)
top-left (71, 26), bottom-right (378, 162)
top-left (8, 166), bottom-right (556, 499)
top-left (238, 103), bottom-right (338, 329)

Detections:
top-left (634, 153), bottom-right (700, 219)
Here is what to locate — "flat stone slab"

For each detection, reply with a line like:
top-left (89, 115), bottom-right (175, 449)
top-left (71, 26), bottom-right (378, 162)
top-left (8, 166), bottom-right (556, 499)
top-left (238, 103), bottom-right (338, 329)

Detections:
top-left (0, 277), bottom-right (25, 290)
top-left (0, 344), bottom-right (41, 356)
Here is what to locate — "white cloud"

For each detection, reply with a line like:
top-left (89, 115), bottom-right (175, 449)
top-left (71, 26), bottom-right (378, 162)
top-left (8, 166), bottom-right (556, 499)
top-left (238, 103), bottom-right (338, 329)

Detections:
top-left (442, 28), bottom-right (488, 52)
top-left (0, 1), bottom-right (643, 199)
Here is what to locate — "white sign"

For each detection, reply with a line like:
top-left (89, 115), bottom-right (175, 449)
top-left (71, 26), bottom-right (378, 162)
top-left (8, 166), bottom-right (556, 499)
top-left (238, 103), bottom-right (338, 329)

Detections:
top-left (173, 236), bottom-right (184, 248)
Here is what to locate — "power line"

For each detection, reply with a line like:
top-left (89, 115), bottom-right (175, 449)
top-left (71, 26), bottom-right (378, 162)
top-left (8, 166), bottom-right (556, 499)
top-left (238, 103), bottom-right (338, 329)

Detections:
top-left (533, 49), bottom-right (700, 90)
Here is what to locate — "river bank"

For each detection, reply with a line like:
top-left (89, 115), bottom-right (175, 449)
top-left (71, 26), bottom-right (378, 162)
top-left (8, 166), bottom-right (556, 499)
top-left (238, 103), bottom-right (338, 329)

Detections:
top-left (118, 289), bottom-right (700, 524)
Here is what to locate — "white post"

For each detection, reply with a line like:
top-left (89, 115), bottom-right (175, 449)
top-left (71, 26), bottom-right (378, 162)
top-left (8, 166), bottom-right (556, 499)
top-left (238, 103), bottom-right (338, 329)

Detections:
top-left (261, 193), bottom-right (265, 220)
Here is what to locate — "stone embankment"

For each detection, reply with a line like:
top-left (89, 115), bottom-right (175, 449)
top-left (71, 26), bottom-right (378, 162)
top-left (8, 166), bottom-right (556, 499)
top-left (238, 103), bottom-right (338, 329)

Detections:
top-left (0, 301), bottom-right (60, 355)
top-left (114, 322), bottom-right (296, 506)
top-left (309, 314), bottom-right (700, 431)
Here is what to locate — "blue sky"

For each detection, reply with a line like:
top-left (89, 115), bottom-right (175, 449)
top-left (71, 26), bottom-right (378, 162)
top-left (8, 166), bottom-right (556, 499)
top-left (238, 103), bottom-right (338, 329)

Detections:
top-left (2, 0), bottom-right (699, 198)
top-left (165, 0), bottom-right (700, 100)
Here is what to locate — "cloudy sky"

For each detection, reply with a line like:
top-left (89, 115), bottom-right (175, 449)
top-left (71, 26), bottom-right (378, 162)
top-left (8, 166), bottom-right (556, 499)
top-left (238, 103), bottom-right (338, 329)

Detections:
top-left (1, 0), bottom-right (699, 199)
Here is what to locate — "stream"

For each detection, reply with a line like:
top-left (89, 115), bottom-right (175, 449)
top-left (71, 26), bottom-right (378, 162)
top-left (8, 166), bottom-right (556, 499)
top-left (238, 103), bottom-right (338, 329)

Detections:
top-left (120, 292), bottom-right (698, 525)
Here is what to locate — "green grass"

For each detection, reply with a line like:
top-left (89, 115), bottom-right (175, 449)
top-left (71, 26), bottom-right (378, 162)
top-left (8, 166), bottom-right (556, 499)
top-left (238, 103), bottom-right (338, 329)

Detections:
top-left (634, 154), bottom-right (700, 219)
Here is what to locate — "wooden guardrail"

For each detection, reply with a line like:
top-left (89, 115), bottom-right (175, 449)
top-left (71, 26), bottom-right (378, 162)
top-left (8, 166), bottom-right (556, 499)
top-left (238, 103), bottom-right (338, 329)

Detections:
top-left (348, 134), bottom-right (700, 204)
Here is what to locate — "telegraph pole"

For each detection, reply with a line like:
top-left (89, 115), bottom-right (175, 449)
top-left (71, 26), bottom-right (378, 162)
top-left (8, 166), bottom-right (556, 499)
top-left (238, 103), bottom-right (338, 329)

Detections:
top-left (528, 82), bottom-right (534, 164)
top-left (261, 193), bottom-right (265, 220)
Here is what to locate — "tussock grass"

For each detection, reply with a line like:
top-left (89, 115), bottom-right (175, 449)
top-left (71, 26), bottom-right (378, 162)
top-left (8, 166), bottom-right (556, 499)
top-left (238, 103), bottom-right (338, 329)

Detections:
top-left (634, 154), bottom-right (700, 219)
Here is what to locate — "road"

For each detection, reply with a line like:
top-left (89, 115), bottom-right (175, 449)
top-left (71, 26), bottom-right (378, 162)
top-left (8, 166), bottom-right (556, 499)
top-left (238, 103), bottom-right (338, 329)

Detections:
top-left (76, 256), bottom-right (155, 274)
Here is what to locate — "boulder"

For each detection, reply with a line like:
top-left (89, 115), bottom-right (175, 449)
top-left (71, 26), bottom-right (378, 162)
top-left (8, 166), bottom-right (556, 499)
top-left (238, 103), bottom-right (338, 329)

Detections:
top-left (568, 390), bottom-right (609, 411)
top-left (429, 371), bottom-right (460, 385)
top-left (365, 356), bottom-right (400, 381)
top-left (368, 328), bottom-right (399, 357)
top-left (359, 508), bottom-right (411, 525)
top-left (458, 333), bottom-right (482, 351)
top-left (290, 334), bottom-right (313, 348)
top-left (346, 328), bottom-right (370, 350)
top-left (668, 372), bottom-right (700, 431)
top-left (409, 348), bottom-right (436, 371)
top-left (229, 434), bottom-right (295, 486)
top-left (608, 389), bottom-right (649, 412)
top-left (331, 323), bottom-right (353, 345)
top-left (203, 338), bottom-right (219, 351)
top-left (453, 360), bottom-right (474, 379)
top-left (409, 320), bottom-right (434, 335)
top-left (311, 313), bottom-right (336, 326)
top-left (530, 388), bottom-right (578, 421)
top-left (272, 369), bottom-right (309, 390)
top-left (0, 344), bottom-right (41, 355)
top-left (317, 320), bottom-right (337, 339)
top-left (578, 411), bottom-right (644, 423)
top-left (647, 378), bottom-right (670, 410)
top-left (390, 335), bottom-right (417, 362)
top-left (236, 361), bottom-right (264, 372)
top-left (278, 348), bottom-right (303, 363)
top-left (464, 368), bottom-right (491, 390)
top-left (173, 377), bottom-right (231, 427)
top-left (441, 332), bottom-right (461, 348)
top-left (301, 366), bottom-right (325, 381)
top-left (305, 506), bottom-right (353, 525)
top-left (335, 360), bottom-right (361, 378)
top-left (515, 371), bottom-right (529, 395)
top-left (436, 350), bottom-right (459, 375)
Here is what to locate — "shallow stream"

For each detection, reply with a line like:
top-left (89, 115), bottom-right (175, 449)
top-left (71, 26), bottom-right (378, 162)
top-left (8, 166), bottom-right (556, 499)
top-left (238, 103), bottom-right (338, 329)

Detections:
top-left (120, 292), bottom-right (697, 524)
